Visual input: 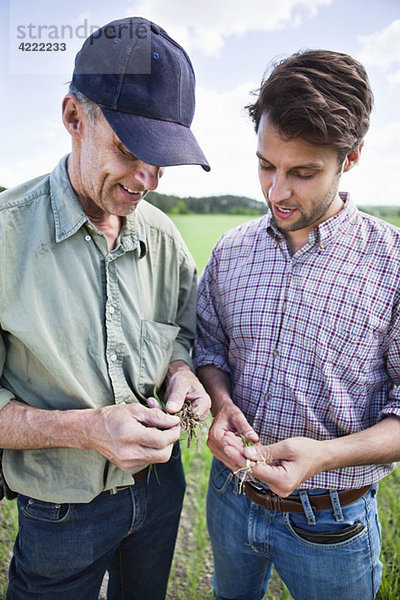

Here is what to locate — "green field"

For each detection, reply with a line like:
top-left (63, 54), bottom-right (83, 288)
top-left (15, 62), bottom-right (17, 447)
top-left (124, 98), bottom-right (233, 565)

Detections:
top-left (384, 216), bottom-right (400, 228)
top-left (170, 213), bottom-right (259, 273)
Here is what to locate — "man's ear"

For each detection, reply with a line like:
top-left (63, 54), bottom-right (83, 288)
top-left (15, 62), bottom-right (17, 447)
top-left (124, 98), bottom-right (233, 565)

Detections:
top-left (62, 94), bottom-right (85, 139)
top-left (342, 142), bottom-right (364, 173)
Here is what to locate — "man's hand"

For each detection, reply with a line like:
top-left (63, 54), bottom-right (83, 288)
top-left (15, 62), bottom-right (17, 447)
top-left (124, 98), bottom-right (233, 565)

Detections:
top-left (208, 403), bottom-right (259, 472)
top-left (84, 402), bottom-right (181, 472)
top-left (242, 437), bottom-right (326, 497)
top-left (242, 416), bottom-right (400, 497)
top-left (0, 399), bottom-right (181, 473)
top-left (195, 364), bottom-right (258, 471)
top-left (163, 360), bottom-right (211, 419)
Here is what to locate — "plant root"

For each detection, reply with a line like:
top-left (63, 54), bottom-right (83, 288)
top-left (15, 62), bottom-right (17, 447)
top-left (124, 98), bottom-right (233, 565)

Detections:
top-left (233, 435), bottom-right (267, 494)
top-left (179, 400), bottom-right (206, 449)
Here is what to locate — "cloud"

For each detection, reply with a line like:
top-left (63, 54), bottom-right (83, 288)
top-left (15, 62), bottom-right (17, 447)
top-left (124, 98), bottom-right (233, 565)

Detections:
top-left (127, 0), bottom-right (332, 56)
top-left (357, 19), bottom-right (400, 85)
top-left (0, 155), bottom-right (62, 189)
top-left (344, 119), bottom-right (400, 206)
top-left (158, 82), bottom-right (263, 201)
top-left (0, 125), bottom-right (70, 188)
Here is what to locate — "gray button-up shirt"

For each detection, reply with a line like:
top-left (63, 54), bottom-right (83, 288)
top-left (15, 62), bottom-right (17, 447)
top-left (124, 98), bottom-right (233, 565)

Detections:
top-left (0, 155), bottom-right (197, 502)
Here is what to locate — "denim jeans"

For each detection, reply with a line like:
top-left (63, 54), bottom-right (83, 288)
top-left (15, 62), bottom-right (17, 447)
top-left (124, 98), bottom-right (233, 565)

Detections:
top-left (207, 458), bottom-right (382, 600)
top-left (7, 443), bottom-right (185, 600)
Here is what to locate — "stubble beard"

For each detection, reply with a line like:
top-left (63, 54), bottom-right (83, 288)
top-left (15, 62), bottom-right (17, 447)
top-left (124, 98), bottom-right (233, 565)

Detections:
top-left (270, 177), bottom-right (341, 233)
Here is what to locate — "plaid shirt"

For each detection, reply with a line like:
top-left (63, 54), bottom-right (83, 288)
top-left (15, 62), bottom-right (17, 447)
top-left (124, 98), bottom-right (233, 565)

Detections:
top-left (194, 194), bottom-right (400, 490)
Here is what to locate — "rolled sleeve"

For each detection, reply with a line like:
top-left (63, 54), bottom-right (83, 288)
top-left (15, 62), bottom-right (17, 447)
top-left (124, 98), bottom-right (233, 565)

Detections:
top-left (380, 386), bottom-right (400, 420)
top-left (379, 300), bottom-right (400, 420)
top-left (0, 388), bottom-right (15, 411)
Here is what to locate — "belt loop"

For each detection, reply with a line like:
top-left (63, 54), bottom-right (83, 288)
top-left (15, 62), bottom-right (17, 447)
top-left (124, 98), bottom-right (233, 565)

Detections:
top-left (329, 490), bottom-right (344, 522)
top-left (299, 491), bottom-right (316, 525)
top-left (233, 475), bottom-right (241, 496)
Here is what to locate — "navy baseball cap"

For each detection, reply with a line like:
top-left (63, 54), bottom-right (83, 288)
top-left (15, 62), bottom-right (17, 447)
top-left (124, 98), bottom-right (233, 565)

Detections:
top-left (72, 17), bottom-right (210, 171)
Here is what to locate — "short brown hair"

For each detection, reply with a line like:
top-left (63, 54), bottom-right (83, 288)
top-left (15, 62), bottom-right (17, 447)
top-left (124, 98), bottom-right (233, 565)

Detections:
top-left (247, 50), bottom-right (373, 162)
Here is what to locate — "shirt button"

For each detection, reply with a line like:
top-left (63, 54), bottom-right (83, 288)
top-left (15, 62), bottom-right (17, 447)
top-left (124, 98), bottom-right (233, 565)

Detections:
top-left (264, 393), bottom-right (270, 402)
top-left (123, 239), bottom-right (134, 251)
top-left (273, 349), bottom-right (279, 358)
top-left (109, 306), bottom-right (115, 314)
top-left (85, 235), bottom-right (91, 242)
top-left (110, 354), bottom-right (117, 362)
top-left (319, 243), bottom-right (325, 250)
top-left (282, 303), bottom-right (287, 313)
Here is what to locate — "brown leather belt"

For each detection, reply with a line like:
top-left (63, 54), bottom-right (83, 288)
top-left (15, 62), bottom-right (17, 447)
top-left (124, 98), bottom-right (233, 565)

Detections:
top-left (108, 466), bottom-right (149, 495)
top-left (244, 481), bottom-right (371, 513)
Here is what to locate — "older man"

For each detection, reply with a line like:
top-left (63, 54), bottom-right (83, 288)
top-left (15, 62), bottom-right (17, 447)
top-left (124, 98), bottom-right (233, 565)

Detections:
top-left (0, 17), bottom-right (210, 600)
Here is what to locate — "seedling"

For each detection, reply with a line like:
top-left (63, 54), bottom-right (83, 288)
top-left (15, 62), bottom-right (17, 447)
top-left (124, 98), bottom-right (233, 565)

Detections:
top-left (233, 433), bottom-right (265, 493)
top-left (152, 386), bottom-right (204, 449)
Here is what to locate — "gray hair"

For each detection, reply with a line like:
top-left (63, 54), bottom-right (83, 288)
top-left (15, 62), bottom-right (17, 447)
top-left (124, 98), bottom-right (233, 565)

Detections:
top-left (68, 84), bottom-right (102, 122)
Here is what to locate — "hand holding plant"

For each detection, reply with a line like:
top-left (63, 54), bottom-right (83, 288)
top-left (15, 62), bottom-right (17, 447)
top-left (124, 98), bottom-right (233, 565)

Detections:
top-left (150, 385), bottom-right (207, 449)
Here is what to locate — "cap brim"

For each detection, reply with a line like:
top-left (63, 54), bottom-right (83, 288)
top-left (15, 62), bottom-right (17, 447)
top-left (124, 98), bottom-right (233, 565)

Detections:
top-left (101, 108), bottom-right (210, 172)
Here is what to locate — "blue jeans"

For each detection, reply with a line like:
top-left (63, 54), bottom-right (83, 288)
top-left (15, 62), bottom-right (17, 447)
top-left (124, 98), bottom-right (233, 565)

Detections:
top-left (7, 443), bottom-right (185, 600)
top-left (207, 458), bottom-right (382, 600)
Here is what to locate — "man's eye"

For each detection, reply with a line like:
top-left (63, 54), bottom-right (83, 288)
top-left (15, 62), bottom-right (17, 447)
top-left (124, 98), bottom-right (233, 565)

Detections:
top-left (295, 172), bottom-right (316, 179)
top-left (119, 145), bottom-right (136, 159)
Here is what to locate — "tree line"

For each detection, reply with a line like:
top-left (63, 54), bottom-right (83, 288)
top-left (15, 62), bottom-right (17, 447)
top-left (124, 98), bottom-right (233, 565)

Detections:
top-left (145, 192), bottom-right (266, 215)
top-left (359, 206), bottom-right (400, 219)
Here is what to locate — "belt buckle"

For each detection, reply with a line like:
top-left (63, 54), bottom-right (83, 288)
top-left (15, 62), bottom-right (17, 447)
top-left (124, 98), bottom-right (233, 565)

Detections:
top-left (246, 480), bottom-right (283, 512)
top-left (246, 480), bottom-right (266, 494)
top-left (109, 484), bottom-right (131, 495)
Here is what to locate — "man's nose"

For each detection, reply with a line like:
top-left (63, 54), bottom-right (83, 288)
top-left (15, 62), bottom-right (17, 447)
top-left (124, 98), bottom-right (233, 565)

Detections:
top-left (268, 173), bottom-right (291, 202)
top-left (134, 162), bottom-right (162, 191)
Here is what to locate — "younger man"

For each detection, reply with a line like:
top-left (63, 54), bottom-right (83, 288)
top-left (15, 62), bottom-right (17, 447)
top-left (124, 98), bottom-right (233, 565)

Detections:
top-left (195, 50), bottom-right (400, 599)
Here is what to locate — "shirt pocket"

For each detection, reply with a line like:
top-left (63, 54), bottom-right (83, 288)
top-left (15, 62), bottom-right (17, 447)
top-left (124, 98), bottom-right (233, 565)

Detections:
top-left (300, 277), bottom-right (387, 380)
top-left (314, 318), bottom-right (384, 379)
top-left (138, 319), bottom-right (180, 397)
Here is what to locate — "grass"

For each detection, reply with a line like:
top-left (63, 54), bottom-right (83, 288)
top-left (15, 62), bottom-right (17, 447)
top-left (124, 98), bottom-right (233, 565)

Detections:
top-left (375, 470), bottom-right (400, 599)
top-left (0, 499), bottom-right (18, 598)
top-left (170, 214), bottom-right (258, 274)
top-left (1, 211), bottom-right (400, 598)
top-left (167, 440), bottom-right (214, 600)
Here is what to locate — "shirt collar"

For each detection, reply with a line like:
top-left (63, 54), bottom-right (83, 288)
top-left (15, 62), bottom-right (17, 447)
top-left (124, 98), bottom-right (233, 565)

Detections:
top-left (266, 192), bottom-right (358, 247)
top-left (314, 192), bottom-right (358, 246)
top-left (50, 155), bottom-right (89, 243)
top-left (121, 213), bottom-right (147, 258)
top-left (49, 154), bottom-right (147, 256)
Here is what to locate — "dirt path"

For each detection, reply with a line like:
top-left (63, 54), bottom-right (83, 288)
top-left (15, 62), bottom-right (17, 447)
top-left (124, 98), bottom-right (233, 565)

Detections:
top-left (166, 458), bottom-right (214, 599)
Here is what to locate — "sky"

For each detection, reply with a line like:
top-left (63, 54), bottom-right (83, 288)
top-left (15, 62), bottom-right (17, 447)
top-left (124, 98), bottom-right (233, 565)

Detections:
top-left (0, 0), bottom-right (399, 206)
